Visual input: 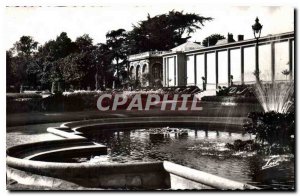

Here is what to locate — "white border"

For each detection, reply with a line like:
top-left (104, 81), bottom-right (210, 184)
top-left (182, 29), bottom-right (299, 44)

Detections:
top-left (1, 0), bottom-right (299, 195)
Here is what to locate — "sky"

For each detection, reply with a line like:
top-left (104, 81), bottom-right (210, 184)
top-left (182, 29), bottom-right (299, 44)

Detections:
top-left (4, 6), bottom-right (294, 50)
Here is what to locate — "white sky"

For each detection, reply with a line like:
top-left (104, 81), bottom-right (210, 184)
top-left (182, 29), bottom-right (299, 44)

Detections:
top-left (4, 6), bottom-right (294, 50)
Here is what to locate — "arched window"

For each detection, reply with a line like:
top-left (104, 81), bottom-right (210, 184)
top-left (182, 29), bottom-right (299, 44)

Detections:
top-left (136, 65), bottom-right (141, 80)
top-left (142, 64), bottom-right (147, 73)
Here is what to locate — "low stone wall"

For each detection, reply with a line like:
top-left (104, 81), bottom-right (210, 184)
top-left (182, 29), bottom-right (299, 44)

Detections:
top-left (7, 156), bottom-right (170, 189)
top-left (7, 117), bottom-right (259, 190)
top-left (61, 116), bottom-right (244, 129)
top-left (61, 116), bottom-right (245, 135)
top-left (7, 153), bottom-right (258, 190)
top-left (163, 161), bottom-right (258, 190)
top-left (7, 167), bottom-right (83, 190)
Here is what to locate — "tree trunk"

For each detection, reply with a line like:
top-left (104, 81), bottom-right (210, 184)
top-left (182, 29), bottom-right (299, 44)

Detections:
top-left (95, 66), bottom-right (99, 90)
top-left (116, 57), bottom-right (119, 87)
top-left (103, 74), bottom-right (106, 90)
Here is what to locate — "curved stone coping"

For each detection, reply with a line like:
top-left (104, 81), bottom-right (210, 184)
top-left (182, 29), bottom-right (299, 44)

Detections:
top-left (60, 117), bottom-right (245, 136)
top-left (163, 161), bottom-right (259, 190)
top-left (6, 116), bottom-right (258, 190)
top-left (25, 144), bottom-right (107, 161)
top-left (7, 155), bottom-right (170, 189)
top-left (7, 138), bottom-right (106, 159)
top-left (7, 156), bottom-right (165, 176)
top-left (6, 138), bottom-right (258, 189)
top-left (47, 127), bottom-right (85, 139)
top-left (61, 116), bottom-right (246, 130)
top-left (7, 167), bottom-right (84, 190)
top-left (7, 154), bottom-right (258, 190)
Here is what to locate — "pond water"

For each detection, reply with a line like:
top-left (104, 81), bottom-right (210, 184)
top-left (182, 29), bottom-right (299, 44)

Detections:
top-left (79, 128), bottom-right (294, 190)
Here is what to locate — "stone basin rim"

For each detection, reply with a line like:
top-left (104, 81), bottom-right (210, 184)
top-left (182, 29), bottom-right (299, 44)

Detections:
top-left (59, 116), bottom-right (246, 134)
top-left (6, 116), bottom-right (258, 190)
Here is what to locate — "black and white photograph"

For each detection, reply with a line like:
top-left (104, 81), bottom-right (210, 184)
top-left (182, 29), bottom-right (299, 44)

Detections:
top-left (4, 0), bottom-right (296, 191)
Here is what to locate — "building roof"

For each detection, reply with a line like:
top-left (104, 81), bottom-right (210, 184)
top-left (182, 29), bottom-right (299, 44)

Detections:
top-left (171, 41), bottom-right (203, 52)
top-left (215, 39), bottom-right (228, 45)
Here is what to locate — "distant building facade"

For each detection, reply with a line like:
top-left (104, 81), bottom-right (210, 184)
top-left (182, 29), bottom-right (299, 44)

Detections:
top-left (127, 31), bottom-right (295, 90)
top-left (128, 51), bottom-right (168, 87)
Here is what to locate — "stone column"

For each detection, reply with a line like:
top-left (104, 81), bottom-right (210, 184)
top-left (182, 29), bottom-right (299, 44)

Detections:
top-left (255, 41), bottom-right (260, 82)
top-left (204, 53), bottom-right (207, 90)
top-left (241, 47), bottom-right (244, 85)
top-left (227, 49), bottom-right (231, 86)
top-left (215, 50), bottom-right (218, 89)
top-left (271, 42), bottom-right (275, 83)
top-left (289, 39), bottom-right (293, 80)
top-left (194, 54), bottom-right (197, 85)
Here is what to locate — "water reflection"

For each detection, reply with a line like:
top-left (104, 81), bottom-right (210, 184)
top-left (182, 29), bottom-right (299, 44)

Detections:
top-left (84, 128), bottom-right (294, 190)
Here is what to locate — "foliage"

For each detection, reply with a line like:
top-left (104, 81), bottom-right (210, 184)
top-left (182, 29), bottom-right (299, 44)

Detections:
top-left (282, 69), bottom-right (290, 80)
top-left (6, 93), bottom-right (42, 100)
top-left (202, 34), bottom-right (225, 47)
top-left (225, 140), bottom-right (260, 151)
top-left (243, 111), bottom-right (295, 154)
top-left (281, 69), bottom-right (290, 76)
top-left (13, 36), bottom-right (38, 57)
top-left (7, 87), bottom-right (202, 113)
top-left (216, 86), bottom-right (230, 96)
top-left (127, 11), bottom-right (212, 54)
top-left (7, 11), bottom-right (213, 92)
top-left (201, 96), bottom-right (258, 103)
top-left (6, 51), bottom-right (15, 90)
top-left (106, 29), bottom-right (128, 87)
top-left (93, 43), bottom-right (114, 90)
top-left (215, 85), bottom-right (255, 97)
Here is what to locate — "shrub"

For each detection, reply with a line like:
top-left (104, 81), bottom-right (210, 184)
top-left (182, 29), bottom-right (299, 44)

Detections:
top-left (216, 86), bottom-right (230, 96)
top-left (216, 85), bottom-right (255, 97)
top-left (225, 140), bottom-right (260, 151)
top-left (6, 97), bottom-right (43, 113)
top-left (243, 111), bottom-right (295, 154)
top-left (7, 88), bottom-right (202, 113)
top-left (6, 93), bottom-right (42, 100)
top-left (201, 96), bottom-right (258, 103)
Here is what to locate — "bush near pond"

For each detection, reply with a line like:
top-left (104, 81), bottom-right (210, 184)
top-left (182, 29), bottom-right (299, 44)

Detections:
top-left (243, 111), bottom-right (295, 155)
top-left (7, 90), bottom-right (199, 113)
top-left (201, 96), bottom-right (258, 103)
top-left (7, 92), bottom-right (108, 113)
top-left (216, 85), bottom-right (255, 97)
top-left (6, 93), bottom-right (42, 100)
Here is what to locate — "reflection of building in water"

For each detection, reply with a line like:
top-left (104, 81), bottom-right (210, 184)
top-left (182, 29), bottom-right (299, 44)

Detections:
top-left (128, 31), bottom-right (294, 91)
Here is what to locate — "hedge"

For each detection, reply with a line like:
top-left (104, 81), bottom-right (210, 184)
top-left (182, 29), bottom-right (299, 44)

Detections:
top-left (6, 93), bottom-right (42, 100)
top-left (201, 96), bottom-right (259, 104)
top-left (7, 91), bottom-right (167, 113)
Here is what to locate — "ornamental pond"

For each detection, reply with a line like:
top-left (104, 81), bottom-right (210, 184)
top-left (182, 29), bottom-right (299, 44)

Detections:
top-left (54, 126), bottom-right (294, 190)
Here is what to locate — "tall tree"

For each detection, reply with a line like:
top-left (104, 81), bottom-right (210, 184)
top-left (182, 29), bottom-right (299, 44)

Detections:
top-left (106, 29), bottom-right (128, 87)
top-left (6, 50), bottom-right (14, 90)
top-left (127, 11), bottom-right (212, 54)
top-left (10, 36), bottom-right (39, 89)
top-left (56, 34), bottom-right (97, 89)
top-left (93, 43), bottom-right (114, 90)
top-left (13, 36), bottom-right (38, 57)
top-left (51, 32), bottom-right (76, 60)
top-left (34, 32), bottom-right (77, 89)
top-left (7, 54), bottom-right (29, 90)
top-left (202, 34), bottom-right (226, 47)
top-left (26, 60), bottom-right (42, 88)
top-left (75, 34), bottom-right (94, 53)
